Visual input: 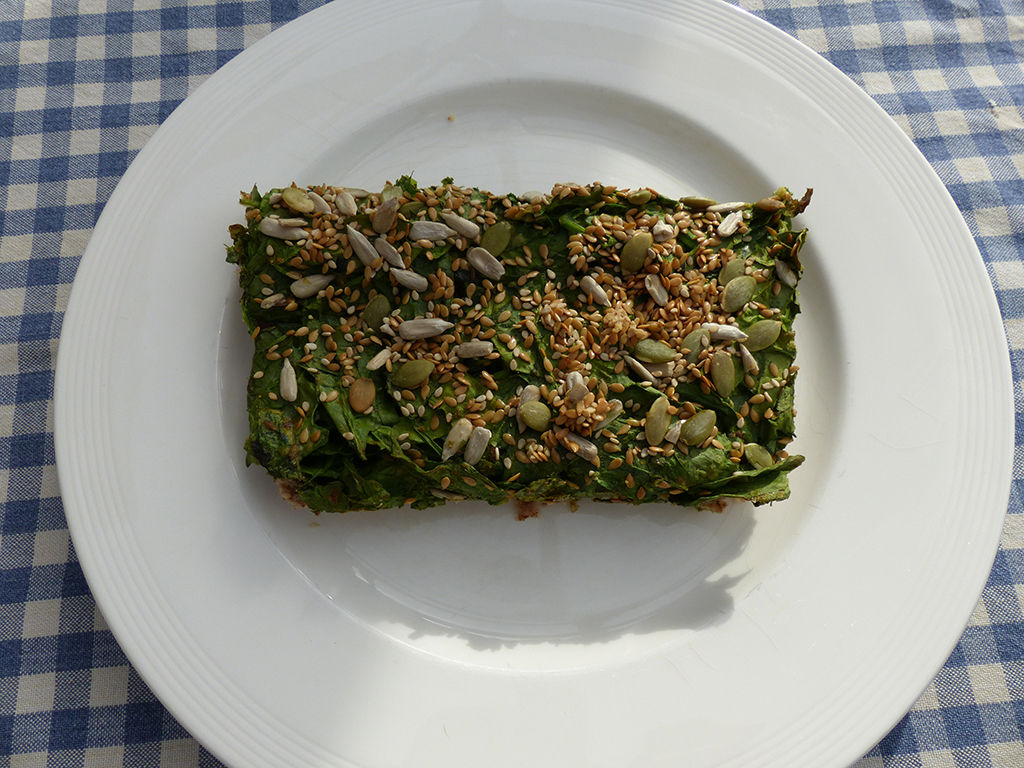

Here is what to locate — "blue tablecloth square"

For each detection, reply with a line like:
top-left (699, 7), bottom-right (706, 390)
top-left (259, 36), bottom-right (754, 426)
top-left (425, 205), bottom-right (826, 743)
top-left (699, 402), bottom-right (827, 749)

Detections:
top-left (125, 701), bottom-right (169, 745)
top-left (991, 624), bottom-right (1024, 664)
top-left (50, 705), bottom-right (90, 751)
top-left (0, 638), bottom-right (23, 677)
top-left (0, 566), bottom-right (30, 605)
top-left (216, 3), bottom-right (246, 28)
top-left (55, 632), bottom-right (96, 673)
top-left (8, 433), bottom-right (51, 469)
top-left (0, 500), bottom-right (43, 535)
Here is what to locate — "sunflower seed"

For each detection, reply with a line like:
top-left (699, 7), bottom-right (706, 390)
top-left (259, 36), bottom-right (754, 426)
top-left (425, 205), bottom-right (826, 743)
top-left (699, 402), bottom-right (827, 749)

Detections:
top-left (398, 317), bottom-right (454, 340)
top-left (366, 349), bottom-right (390, 371)
top-left (775, 260), bottom-right (798, 287)
top-left (290, 273), bottom-right (334, 298)
top-left (564, 432), bottom-right (598, 461)
top-left (664, 419), bottom-right (683, 445)
top-left (644, 361), bottom-right (674, 377)
top-left (391, 268), bottom-right (429, 291)
top-left (644, 395), bottom-right (670, 445)
top-left (442, 418), bottom-right (473, 460)
top-left (580, 275), bottom-right (611, 306)
top-left (565, 371), bottom-right (588, 401)
top-left (409, 221), bottom-right (456, 241)
top-left (454, 340), bottom-right (494, 358)
top-left (467, 247), bottom-right (505, 280)
top-left (346, 224), bottom-right (378, 267)
top-left (260, 292), bottom-right (286, 309)
top-left (373, 237), bottom-right (405, 268)
top-left (431, 489), bottom-right (465, 500)
top-left (717, 210), bottom-right (744, 237)
top-left (624, 355), bottom-right (657, 383)
top-left (280, 358), bottom-right (298, 402)
top-left (464, 426), bottom-right (491, 465)
top-left (593, 399), bottom-right (623, 432)
top-left (652, 221), bottom-right (675, 242)
top-left (282, 187), bottom-right (315, 214)
top-left (372, 197), bottom-right (399, 234)
top-left (335, 191), bottom-right (357, 217)
top-left (349, 377), bottom-right (375, 412)
top-left (738, 343), bottom-right (759, 375)
top-left (521, 190), bottom-right (545, 204)
top-left (644, 273), bottom-right (668, 305)
top-left (707, 201), bottom-right (746, 213)
top-left (307, 190), bottom-right (331, 215)
top-left (259, 218), bottom-right (307, 240)
top-left (441, 211), bottom-right (480, 241)
top-left (702, 322), bottom-right (748, 342)
top-left (516, 385), bottom-right (540, 432)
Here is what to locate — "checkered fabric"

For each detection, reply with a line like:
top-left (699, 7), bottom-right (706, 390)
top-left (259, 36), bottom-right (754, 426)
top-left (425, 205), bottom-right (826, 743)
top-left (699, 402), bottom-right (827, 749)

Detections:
top-left (0, 0), bottom-right (1020, 765)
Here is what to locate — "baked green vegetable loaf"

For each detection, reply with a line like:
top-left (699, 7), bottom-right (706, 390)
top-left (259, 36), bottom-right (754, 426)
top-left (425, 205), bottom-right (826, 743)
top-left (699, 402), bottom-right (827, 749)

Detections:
top-left (226, 177), bottom-right (811, 515)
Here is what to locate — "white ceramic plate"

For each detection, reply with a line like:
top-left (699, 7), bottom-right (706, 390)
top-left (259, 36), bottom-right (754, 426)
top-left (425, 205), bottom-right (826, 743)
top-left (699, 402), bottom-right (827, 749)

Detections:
top-left (55, 1), bottom-right (1012, 766)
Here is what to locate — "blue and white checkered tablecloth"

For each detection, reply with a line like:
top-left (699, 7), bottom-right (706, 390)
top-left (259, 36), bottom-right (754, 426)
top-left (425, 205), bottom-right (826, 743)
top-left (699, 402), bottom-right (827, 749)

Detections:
top-left (1, 1), bottom-right (1021, 765)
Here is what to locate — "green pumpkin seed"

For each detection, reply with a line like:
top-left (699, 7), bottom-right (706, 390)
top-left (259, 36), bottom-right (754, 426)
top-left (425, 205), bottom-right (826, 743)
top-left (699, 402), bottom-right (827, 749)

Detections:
top-left (479, 221), bottom-right (513, 256)
top-left (380, 184), bottom-right (403, 202)
top-left (519, 400), bottom-right (551, 431)
top-left (680, 327), bottom-right (710, 363)
top-left (755, 197), bottom-right (785, 212)
top-left (634, 338), bottom-right (675, 363)
top-left (718, 258), bottom-right (747, 286)
top-left (644, 396), bottom-right (670, 445)
top-left (620, 231), bottom-right (653, 273)
top-left (361, 294), bottom-right (391, 331)
top-left (627, 189), bottom-right (652, 205)
top-left (710, 351), bottom-right (736, 396)
top-left (282, 187), bottom-right (315, 214)
top-left (744, 443), bottom-right (774, 469)
top-left (744, 319), bottom-right (782, 352)
top-left (680, 410), bottom-right (716, 446)
top-left (722, 275), bottom-right (757, 313)
top-left (348, 377), bottom-right (376, 413)
top-left (392, 359), bottom-right (434, 388)
top-left (399, 201), bottom-right (425, 218)
top-left (681, 196), bottom-right (716, 209)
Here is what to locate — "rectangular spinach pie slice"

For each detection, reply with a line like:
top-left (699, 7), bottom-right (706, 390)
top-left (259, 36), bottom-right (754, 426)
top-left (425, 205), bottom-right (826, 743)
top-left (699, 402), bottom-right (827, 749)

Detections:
top-left (227, 178), bottom-right (811, 515)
